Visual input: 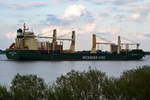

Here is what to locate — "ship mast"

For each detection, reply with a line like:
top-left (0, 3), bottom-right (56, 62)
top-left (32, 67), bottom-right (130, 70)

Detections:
top-left (23, 23), bottom-right (29, 33)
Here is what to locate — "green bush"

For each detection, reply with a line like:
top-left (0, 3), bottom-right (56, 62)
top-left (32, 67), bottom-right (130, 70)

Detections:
top-left (10, 74), bottom-right (47, 100)
top-left (102, 66), bottom-right (150, 100)
top-left (0, 85), bottom-right (11, 100)
top-left (118, 66), bottom-right (150, 100)
top-left (47, 69), bottom-right (108, 100)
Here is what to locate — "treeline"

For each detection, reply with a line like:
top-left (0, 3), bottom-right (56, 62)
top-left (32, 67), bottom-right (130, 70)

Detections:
top-left (0, 66), bottom-right (150, 100)
top-left (0, 50), bottom-right (5, 54)
top-left (145, 51), bottom-right (150, 55)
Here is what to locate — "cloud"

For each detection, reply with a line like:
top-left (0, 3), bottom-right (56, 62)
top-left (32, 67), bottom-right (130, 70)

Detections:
top-left (44, 4), bottom-right (94, 26)
top-left (8, 1), bottom-right (47, 9)
top-left (120, 2), bottom-right (150, 15)
top-left (77, 23), bottom-right (96, 34)
top-left (38, 22), bottom-right (96, 39)
top-left (46, 14), bottom-right (62, 24)
top-left (128, 13), bottom-right (147, 22)
top-left (46, 0), bottom-right (78, 5)
top-left (90, 0), bottom-right (141, 5)
top-left (130, 13), bottom-right (141, 20)
top-left (109, 1), bottom-right (150, 23)
top-left (136, 33), bottom-right (150, 40)
top-left (40, 20), bottom-right (119, 38)
top-left (4, 32), bottom-right (16, 40)
top-left (45, 14), bottom-right (72, 25)
top-left (38, 25), bottom-right (78, 42)
top-left (114, 13), bottom-right (148, 23)
top-left (62, 4), bottom-right (86, 20)
top-left (0, 0), bottom-right (7, 2)
top-left (42, 10), bottom-right (118, 37)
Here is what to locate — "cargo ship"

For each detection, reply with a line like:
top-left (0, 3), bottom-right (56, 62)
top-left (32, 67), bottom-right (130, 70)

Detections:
top-left (6, 24), bottom-right (145, 60)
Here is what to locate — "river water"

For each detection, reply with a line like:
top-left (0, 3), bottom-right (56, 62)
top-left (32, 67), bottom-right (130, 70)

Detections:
top-left (0, 54), bottom-right (150, 87)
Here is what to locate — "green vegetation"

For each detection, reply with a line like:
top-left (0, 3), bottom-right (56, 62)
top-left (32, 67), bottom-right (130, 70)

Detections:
top-left (0, 66), bottom-right (150, 100)
top-left (0, 85), bottom-right (11, 100)
top-left (0, 50), bottom-right (5, 54)
top-left (11, 74), bottom-right (47, 100)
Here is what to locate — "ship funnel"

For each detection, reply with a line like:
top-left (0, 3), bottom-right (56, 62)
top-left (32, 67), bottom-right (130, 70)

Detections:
top-left (91, 34), bottom-right (96, 53)
top-left (69, 31), bottom-right (75, 53)
top-left (117, 36), bottom-right (121, 54)
top-left (17, 28), bottom-right (23, 38)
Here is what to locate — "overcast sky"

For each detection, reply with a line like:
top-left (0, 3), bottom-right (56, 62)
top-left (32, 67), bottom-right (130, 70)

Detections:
top-left (0, 0), bottom-right (150, 51)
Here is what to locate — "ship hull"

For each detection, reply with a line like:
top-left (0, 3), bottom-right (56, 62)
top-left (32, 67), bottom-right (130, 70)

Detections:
top-left (6, 50), bottom-right (145, 60)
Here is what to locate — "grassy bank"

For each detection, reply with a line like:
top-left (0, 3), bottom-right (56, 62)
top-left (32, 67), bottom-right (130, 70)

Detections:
top-left (0, 66), bottom-right (150, 100)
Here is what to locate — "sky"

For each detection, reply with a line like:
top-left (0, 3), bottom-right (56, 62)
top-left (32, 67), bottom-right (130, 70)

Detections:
top-left (0, 0), bottom-right (150, 51)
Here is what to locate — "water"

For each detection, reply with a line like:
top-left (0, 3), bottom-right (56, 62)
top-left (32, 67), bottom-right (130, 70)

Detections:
top-left (0, 54), bottom-right (150, 87)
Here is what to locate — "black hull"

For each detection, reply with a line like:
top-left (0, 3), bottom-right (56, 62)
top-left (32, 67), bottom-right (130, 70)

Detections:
top-left (6, 50), bottom-right (145, 61)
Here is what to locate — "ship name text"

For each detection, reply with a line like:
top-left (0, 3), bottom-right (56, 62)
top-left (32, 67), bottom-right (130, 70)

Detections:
top-left (82, 56), bottom-right (106, 60)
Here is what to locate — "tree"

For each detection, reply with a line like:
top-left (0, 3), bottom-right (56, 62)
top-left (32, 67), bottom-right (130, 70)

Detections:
top-left (10, 74), bottom-right (47, 100)
top-left (47, 69), bottom-right (107, 100)
top-left (0, 85), bottom-right (11, 100)
top-left (118, 66), bottom-right (150, 100)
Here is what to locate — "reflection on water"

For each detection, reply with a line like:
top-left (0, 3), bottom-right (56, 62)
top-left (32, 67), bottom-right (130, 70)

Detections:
top-left (0, 54), bottom-right (150, 87)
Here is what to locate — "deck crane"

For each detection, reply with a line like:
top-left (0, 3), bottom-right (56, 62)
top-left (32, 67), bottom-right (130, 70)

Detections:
top-left (90, 34), bottom-right (138, 54)
top-left (37, 29), bottom-right (75, 53)
top-left (91, 34), bottom-right (115, 54)
top-left (120, 36), bottom-right (140, 50)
